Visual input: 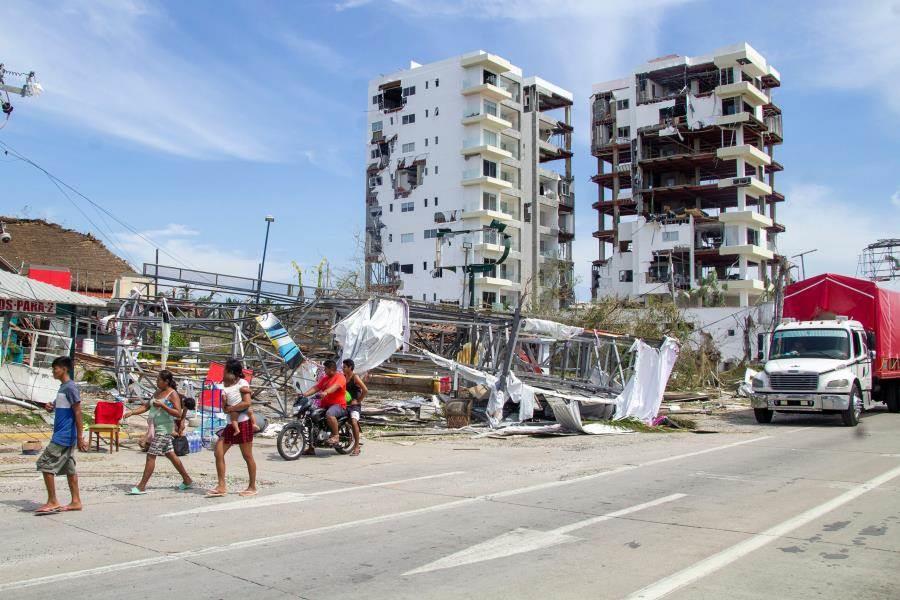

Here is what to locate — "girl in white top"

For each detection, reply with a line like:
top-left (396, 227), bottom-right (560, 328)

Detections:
top-left (223, 377), bottom-right (257, 434)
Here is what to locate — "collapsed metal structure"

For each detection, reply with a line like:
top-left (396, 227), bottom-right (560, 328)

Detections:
top-left (82, 263), bottom-right (643, 419)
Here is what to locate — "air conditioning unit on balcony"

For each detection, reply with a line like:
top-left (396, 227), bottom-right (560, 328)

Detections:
top-left (732, 176), bottom-right (752, 187)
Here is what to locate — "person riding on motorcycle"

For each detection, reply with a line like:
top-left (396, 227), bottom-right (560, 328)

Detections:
top-left (298, 359), bottom-right (346, 455)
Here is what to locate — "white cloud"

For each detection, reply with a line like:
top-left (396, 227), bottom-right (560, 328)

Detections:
top-left (809, 0), bottom-right (900, 117)
top-left (892, 188), bottom-right (900, 208)
top-left (0, 1), bottom-right (278, 160)
top-left (112, 223), bottom-right (295, 283)
top-left (777, 183), bottom-right (891, 278)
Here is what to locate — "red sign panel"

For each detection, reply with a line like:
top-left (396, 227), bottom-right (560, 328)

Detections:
top-left (0, 298), bottom-right (58, 314)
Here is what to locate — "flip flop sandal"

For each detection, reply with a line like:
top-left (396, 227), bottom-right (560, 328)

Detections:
top-left (177, 483), bottom-right (193, 491)
top-left (34, 507), bottom-right (62, 516)
top-left (204, 491), bottom-right (227, 498)
top-left (127, 487), bottom-right (147, 495)
top-left (238, 490), bottom-right (258, 497)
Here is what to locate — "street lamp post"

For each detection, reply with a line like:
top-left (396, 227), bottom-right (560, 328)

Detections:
top-left (256, 215), bottom-right (275, 304)
top-left (791, 248), bottom-right (818, 280)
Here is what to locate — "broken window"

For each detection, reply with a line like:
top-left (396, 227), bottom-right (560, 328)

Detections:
top-left (481, 291), bottom-right (497, 308)
top-left (483, 70), bottom-right (498, 86)
top-left (401, 233), bottom-right (414, 243)
top-left (619, 270), bottom-right (633, 282)
top-left (381, 83), bottom-right (404, 111)
top-left (400, 263), bottom-right (413, 274)
top-left (402, 114), bottom-right (416, 125)
top-left (402, 142), bottom-right (415, 153)
top-left (619, 240), bottom-right (632, 252)
top-left (394, 159), bottom-right (425, 197)
top-left (401, 201), bottom-right (414, 212)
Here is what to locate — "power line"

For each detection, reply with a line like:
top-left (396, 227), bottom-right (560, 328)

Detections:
top-left (0, 140), bottom-right (196, 270)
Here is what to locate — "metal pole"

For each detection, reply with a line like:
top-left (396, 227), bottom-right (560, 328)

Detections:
top-left (791, 249), bottom-right (817, 281)
top-left (256, 216), bottom-right (275, 304)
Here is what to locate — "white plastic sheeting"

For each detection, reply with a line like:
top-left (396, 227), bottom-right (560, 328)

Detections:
top-left (423, 351), bottom-right (535, 426)
top-left (334, 298), bottom-right (409, 373)
top-left (613, 337), bottom-right (680, 423)
top-left (520, 318), bottom-right (584, 340)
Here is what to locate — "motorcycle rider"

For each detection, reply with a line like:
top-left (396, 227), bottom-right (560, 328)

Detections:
top-left (298, 359), bottom-right (347, 455)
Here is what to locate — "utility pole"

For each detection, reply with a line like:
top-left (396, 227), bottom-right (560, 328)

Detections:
top-left (256, 215), bottom-right (275, 304)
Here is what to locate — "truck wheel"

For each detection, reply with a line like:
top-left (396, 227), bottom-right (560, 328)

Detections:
top-left (754, 408), bottom-right (773, 424)
top-left (887, 382), bottom-right (899, 413)
top-left (841, 386), bottom-right (862, 426)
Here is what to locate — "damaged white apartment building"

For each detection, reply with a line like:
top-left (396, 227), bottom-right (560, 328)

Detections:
top-left (590, 43), bottom-right (784, 309)
top-left (365, 51), bottom-right (575, 309)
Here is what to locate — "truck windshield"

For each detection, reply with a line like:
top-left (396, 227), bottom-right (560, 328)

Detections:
top-left (770, 329), bottom-right (850, 360)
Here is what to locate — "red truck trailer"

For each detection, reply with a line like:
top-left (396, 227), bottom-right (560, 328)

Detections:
top-left (783, 273), bottom-right (900, 411)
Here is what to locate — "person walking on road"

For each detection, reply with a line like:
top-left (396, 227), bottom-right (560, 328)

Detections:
top-left (123, 370), bottom-right (193, 495)
top-left (34, 356), bottom-right (87, 515)
top-left (206, 359), bottom-right (257, 498)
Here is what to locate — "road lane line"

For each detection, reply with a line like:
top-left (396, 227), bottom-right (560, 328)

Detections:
top-left (161, 471), bottom-right (466, 517)
top-left (0, 435), bottom-right (770, 592)
top-left (405, 494), bottom-right (687, 575)
top-left (626, 464), bottom-right (900, 600)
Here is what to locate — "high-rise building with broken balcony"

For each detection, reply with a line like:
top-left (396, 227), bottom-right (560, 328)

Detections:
top-left (590, 43), bottom-right (783, 308)
top-left (366, 51), bottom-right (574, 309)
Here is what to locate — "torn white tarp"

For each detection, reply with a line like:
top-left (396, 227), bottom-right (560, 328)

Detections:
top-left (687, 93), bottom-right (717, 129)
top-left (737, 367), bottom-right (758, 398)
top-left (545, 397), bottom-right (631, 435)
top-left (613, 337), bottom-right (680, 423)
top-left (423, 351), bottom-right (534, 426)
top-left (520, 318), bottom-right (584, 340)
top-left (334, 298), bottom-right (409, 373)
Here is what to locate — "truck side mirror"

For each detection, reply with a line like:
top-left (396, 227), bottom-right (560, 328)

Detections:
top-left (869, 350), bottom-right (876, 361)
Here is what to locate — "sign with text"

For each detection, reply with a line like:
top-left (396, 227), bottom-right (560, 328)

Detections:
top-left (0, 298), bottom-right (57, 314)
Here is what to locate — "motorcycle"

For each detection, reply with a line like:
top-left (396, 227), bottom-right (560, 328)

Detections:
top-left (277, 396), bottom-right (353, 460)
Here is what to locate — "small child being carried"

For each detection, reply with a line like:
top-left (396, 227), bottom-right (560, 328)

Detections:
top-left (221, 363), bottom-right (259, 435)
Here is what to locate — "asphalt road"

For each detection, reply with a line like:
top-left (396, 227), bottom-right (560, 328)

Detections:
top-left (1, 409), bottom-right (898, 599)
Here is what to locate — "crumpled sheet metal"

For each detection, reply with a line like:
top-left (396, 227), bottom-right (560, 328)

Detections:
top-left (334, 298), bottom-right (409, 373)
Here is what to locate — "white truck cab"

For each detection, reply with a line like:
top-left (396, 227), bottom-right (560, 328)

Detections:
top-left (751, 317), bottom-right (874, 426)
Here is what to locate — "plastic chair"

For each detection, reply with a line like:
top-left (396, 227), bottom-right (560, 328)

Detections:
top-left (88, 401), bottom-right (124, 453)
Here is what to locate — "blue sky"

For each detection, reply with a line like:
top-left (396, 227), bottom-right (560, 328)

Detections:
top-left (1, 0), bottom-right (897, 299)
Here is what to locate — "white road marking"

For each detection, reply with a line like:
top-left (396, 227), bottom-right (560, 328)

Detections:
top-left (0, 435), bottom-right (770, 593)
top-left (626, 464), bottom-right (900, 600)
top-left (161, 471), bottom-right (465, 517)
top-left (404, 493), bottom-right (687, 576)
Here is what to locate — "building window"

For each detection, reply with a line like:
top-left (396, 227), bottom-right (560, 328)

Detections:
top-left (433, 292), bottom-right (437, 301)
top-left (616, 99), bottom-right (629, 110)
top-left (482, 192), bottom-right (498, 211)
top-left (402, 142), bottom-right (415, 153)
top-left (400, 263), bottom-right (413, 274)
top-left (619, 270), bottom-right (633, 282)
top-left (483, 159), bottom-right (497, 178)
top-left (617, 126), bottom-right (630, 138)
top-left (434, 107), bottom-right (439, 116)
top-left (434, 135), bottom-right (439, 144)
top-left (424, 198), bottom-right (429, 207)
top-left (484, 100), bottom-right (498, 116)
top-left (389, 203), bottom-right (393, 212)
top-left (388, 234), bottom-right (393, 242)
top-left (401, 201), bottom-right (415, 212)
top-left (401, 233), bottom-right (414, 243)
top-left (434, 196), bottom-right (438, 206)
top-left (425, 109), bottom-right (429, 118)
top-left (722, 97), bottom-right (738, 115)
top-left (423, 261), bottom-right (428, 271)
top-left (372, 95), bottom-right (379, 105)
top-left (435, 78), bottom-right (439, 87)
top-left (662, 231), bottom-right (679, 242)
top-left (372, 121), bottom-right (383, 132)
top-left (434, 165), bottom-right (439, 175)
top-left (720, 68), bottom-right (735, 85)
top-left (424, 228), bottom-right (438, 239)
top-left (425, 138), bottom-right (428, 147)
top-left (389, 117), bottom-right (393, 125)
top-left (402, 86), bottom-right (416, 97)
top-left (402, 114), bottom-right (416, 125)
top-left (425, 81), bottom-right (429, 90)
top-left (424, 167), bottom-right (428, 176)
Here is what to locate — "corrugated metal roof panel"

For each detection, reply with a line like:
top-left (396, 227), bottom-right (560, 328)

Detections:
top-left (0, 271), bottom-right (108, 307)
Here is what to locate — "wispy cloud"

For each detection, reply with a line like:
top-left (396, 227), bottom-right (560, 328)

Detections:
top-left (778, 183), bottom-right (893, 278)
top-left (809, 0), bottom-right (900, 117)
top-left (0, 1), bottom-right (279, 160)
top-left (892, 188), bottom-right (900, 208)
